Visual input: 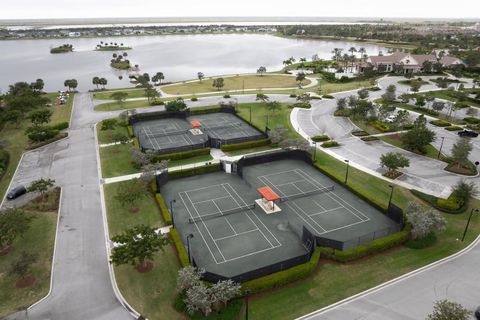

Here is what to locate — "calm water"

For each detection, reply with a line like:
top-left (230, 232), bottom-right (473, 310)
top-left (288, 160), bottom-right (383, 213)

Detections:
top-left (0, 34), bottom-right (386, 92)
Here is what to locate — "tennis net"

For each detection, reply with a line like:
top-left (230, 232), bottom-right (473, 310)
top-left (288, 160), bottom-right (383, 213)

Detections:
top-left (140, 129), bottom-right (190, 139)
top-left (189, 203), bottom-right (255, 224)
top-left (280, 185), bottom-right (335, 202)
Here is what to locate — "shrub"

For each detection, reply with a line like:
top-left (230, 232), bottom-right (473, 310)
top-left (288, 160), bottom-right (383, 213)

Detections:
top-left (322, 94), bottom-right (334, 99)
top-left (411, 189), bottom-right (466, 214)
top-left (437, 195), bottom-right (462, 211)
top-left (462, 117), bottom-right (480, 124)
top-left (310, 96), bottom-right (322, 100)
top-left (311, 135), bottom-right (329, 142)
top-left (334, 109), bottom-right (351, 117)
top-left (289, 94), bottom-right (297, 98)
top-left (220, 139), bottom-right (271, 152)
top-left (51, 122), bottom-right (69, 130)
top-left (403, 124), bottom-right (414, 130)
top-left (26, 126), bottom-right (59, 142)
top-left (361, 136), bottom-right (379, 141)
top-left (170, 228), bottom-right (190, 267)
top-left (151, 148), bottom-right (210, 162)
top-left (189, 106), bottom-right (223, 115)
top-left (372, 121), bottom-right (392, 132)
top-left (320, 230), bottom-right (409, 263)
top-left (292, 102), bottom-right (311, 109)
top-left (150, 100), bottom-right (165, 106)
top-left (429, 119), bottom-right (451, 127)
top-left (132, 137), bottom-right (140, 149)
top-left (223, 94), bottom-right (231, 99)
top-left (241, 248), bottom-right (320, 294)
top-left (191, 97), bottom-right (198, 102)
top-left (351, 130), bottom-right (369, 136)
top-left (169, 163), bottom-right (221, 179)
top-left (445, 126), bottom-right (462, 131)
top-left (405, 232), bottom-right (437, 249)
top-left (367, 86), bottom-right (381, 91)
top-left (127, 125), bottom-right (134, 137)
top-left (101, 118), bottom-right (117, 130)
top-left (0, 149), bottom-right (9, 179)
top-left (321, 141), bottom-right (339, 148)
top-left (155, 194), bottom-right (172, 225)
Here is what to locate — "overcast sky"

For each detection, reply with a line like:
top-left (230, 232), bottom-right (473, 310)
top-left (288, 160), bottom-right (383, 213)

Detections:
top-left (2, 0), bottom-right (480, 20)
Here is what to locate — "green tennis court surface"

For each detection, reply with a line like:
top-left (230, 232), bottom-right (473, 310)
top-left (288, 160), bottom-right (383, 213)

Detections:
top-left (161, 159), bottom-right (400, 280)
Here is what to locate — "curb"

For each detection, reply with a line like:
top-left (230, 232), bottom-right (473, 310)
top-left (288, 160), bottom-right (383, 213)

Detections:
top-left (296, 232), bottom-right (480, 319)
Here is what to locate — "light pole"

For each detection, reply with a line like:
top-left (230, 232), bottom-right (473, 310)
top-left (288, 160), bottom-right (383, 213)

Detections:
top-left (170, 199), bottom-right (176, 227)
top-left (388, 184), bottom-right (394, 209)
top-left (186, 233), bottom-right (194, 264)
top-left (245, 289), bottom-right (251, 320)
top-left (312, 141), bottom-right (317, 161)
top-left (437, 136), bottom-right (445, 159)
top-left (265, 115), bottom-right (269, 133)
top-left (461, 208), bottom-right (479, 242)
top-left (249, 105), bottom-right (252, 123)
top-left (344, 159), bottom-right (350, 184)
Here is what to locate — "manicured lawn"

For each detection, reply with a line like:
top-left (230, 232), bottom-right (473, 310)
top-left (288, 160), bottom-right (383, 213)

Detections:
top-left (378, 133), bottom-right (445, 161)
top-left (93, 88), bottom-right (146, 100)
top-left (236, 102), bottom-right (300, 139)
top-left (0, 191), bottom-right (58, 317)
top-left (162, 74), bottom-right (309, 95)
top-left (95, 99), bottom-right (152, 111)
top-left (103, 181), bottom-right (183, 319)
top-left (224, 145), bottom-right (277, 156)
top-left (99, 143), bottom-right (138, 178)
top-left (169, 154), bottom-right (213, 168)
top-left (96, 122), bottom-right (130, 145)
top-left (0, 93), bottom-right (73, 200)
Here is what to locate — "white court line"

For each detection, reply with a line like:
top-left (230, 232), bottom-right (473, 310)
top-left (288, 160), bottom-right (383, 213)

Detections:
top-left (178, 192), bottom-right (221, 264)
top-left (276, 179), bottom-right (310, 187)
top-left (285, 202), bottom-right (326, 234)
top-left (184, 183), bottom-right (228, 193)
top-left (312, 199), bottom-right (326, 211)
top-left (291, 202), bottom-right (327, 233)
top-left (223, 183), bottom-right (282, 248)
top-left (193, 195), bottom-right (232, 205)
top-left (211, 198), bottom-right (237, 235)
top-left (214, 229), bottom-right (259, 242)
top-left (308, 206), bottom-right (344, 217)
top-left (296, 169), bottom-right (370, 222)
top-left (183, 191), bottom-right (227, 263)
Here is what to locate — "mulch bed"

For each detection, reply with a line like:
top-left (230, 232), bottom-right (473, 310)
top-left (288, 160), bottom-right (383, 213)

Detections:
top-left (444, 163), bottom-right (477, 176)
top-left (15, 275), bottom-right (36, 289)
top-left (383, 170), bottom-right (403, 180)
top-left (136, 261), bottom-right (154, 273)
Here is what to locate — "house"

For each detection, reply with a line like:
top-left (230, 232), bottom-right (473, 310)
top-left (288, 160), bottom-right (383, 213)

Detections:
top-left (356, 52), bottom-right (463, 75)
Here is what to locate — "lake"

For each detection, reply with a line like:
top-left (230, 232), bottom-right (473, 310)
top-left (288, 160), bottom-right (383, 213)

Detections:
top-left (0, 34), bottom-right (387, 92)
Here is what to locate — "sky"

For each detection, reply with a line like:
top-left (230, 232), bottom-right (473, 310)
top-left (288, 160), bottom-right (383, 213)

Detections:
top-left (1, 0), bottom-right (480, 20)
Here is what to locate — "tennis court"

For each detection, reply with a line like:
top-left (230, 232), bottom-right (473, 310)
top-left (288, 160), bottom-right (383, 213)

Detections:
top-left (133, 117), bottom-right (208, 153)
top-left (161, 158), bottom-right (400, 281)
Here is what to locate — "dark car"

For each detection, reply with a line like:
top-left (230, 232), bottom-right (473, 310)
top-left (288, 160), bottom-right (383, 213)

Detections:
top-left (6, 185), bottom-right (27, 200)
top-left (458, 130), bottom-right (479, 138)
top-left (476, 306), bottom-right (480, 320)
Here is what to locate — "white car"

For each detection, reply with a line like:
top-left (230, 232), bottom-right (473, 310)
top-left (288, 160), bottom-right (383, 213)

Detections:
top-left (385, 115), bottom-right (396, 123)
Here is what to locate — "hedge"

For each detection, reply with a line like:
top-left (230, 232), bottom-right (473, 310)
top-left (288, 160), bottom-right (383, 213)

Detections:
top-left (311, 135), bottom-right (330, 142)
top-left (0, 149), bottom-right (10, 179)
top-left (319, 229), bottom-right (409, 263)
top-left (220, 138), bottom-right (271, 152)
top-left (361, 136), bottom-right (379, 142)
top-left (189, 106), bottom-right (223, 115)
top-left (151, 148), bottom-right (210, 162)
top-left (372, 120), bottom-right (393, 132)
top-left (170, 228), bottom-right (190, 267)
top-left (155, 193), bottom-right (172, 225)
top-left (322, 94), bottom-right (334, 99)
top-left (169, 163), bottom-right (221, 179)
top-left (241, 248), bottom-right (321, 294)
top-left (150, 100), bottom-right (165, 106)
top-left (132, 137), bottom-right (140, 149)
top-left (463, 117), bottom-right (480, 124)
top-left (321, 141), bottom-right (339, 148)
top-left (405, 232), bottom-right (437, 249)
top-left (127, 125), bottom-right (134, 137)
top-left (51, 122), bottom-right (69, 130)
top-left (410, 189), bottom-right (467, 214)
top-left (445, 126), bottom-right (462, 131)
top-left (429, 119), bottom-right (451, 127)
top-left (351, 130), bottom-right (369, 137)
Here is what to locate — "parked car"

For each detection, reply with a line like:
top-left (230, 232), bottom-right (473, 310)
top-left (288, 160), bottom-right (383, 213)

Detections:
top-left (6, 185), bottom-right (27, 200)
top-left (458, 130), bottom-right (479, 138)
top-left (475, 306), bottom-right (480, 320)
top-left (385, 115), bottom-right (396, 123)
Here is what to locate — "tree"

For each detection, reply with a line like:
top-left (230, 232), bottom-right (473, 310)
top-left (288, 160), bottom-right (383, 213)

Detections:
top-left (450, 138), bottom-right (472, 168)
top-left (257, 66), bottom-right (267, 76)
top-left (211, 280), bottom-right (241, 308)
top-left (140, 161), bottom-right (169, 184)
top-left (279, 139), bottom-right (312, 152)
top-left (256, 93), bottom-right (269, 103)
top-left (114, 178), bottom-right (149, 210)
top-left (4, 109), bottom-right (23, 127)
top-left (185, 283), bottom-right (213, 316)
top-left (266, 101), bottom-right (281, 116)
top-left (101, 118), bottom-right (117, 130)
top-left (152, 72), bottom-right (165, 85)
top-left (426, 300), bottom-right (471, 320)
top-left (296, 93), bottom-right (312, 104)
top-left (393, 109), bottom-right (410, 128)
top-left (197, 72), bottom-right (205, 82)
top-left (92, 76), bottom-right (100, 89)
top-left (466, 107), bottom-right (478, 117)
top-left (99, 78), bottom-right (107, 89)
top-left (405, 202), bottom-right (446, 240)
top-left (8, 251), bottom-right (37, 280)
top-left (357, 88), bottom-right (369, 99)
top-left (31, 79), bottom-right (44, 93)
top-left (28, 178), bottom-right (55, 195)
top-left (399, 93), bottom-right (410, 104)
top-left (415, 96), bottom-right (426, 107)
top-left (336, 97), bottom-right (347, 111)
top-left (402, 115), bottom-right (436, 154)
top-left (0, 208), bottom-right (34, 251)
top-left (381, 84), bottom-right (397, 102)
top-left (177, 266), bottom-right (204, 291)
top-left (64, 79), bottom-right (78, 91)
top-left (145, 87), bottom-right (160, 103)
top-left (131, 147), bottom-right (151, 169)
top-left (110, 224), bottom-right (169, 270)
top-left (432, 101), bottom-right (445, 112)
top-left (110, 91), bottom-right (128, 107)
top-left (165, 98), bottom-right (187, 111)
top-left (212, 78), bottom-right (225, 91)
top-left (452, 180), bottom-right (478, 205)
top-left (268, 125), bottom-right (287, 144)
top-left (411, 81), bottom-right (422, 92)
top-left (380, 152), bottom-right (410, 174)
top-left (296, 72), bottom-right (306, 86)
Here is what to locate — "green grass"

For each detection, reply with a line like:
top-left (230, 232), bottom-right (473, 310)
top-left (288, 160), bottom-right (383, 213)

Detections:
top-left (0, 200), bottom-right (58, 317)
top-left (96, 46), bottom-right (131, 51)
top-left (96, 122), bottom-right (129, 145)
top-left (224, 145), bottom-right (277, 156)
top-left (0, 93), bottom-right (73, 200)
top-left (104, 181), bottom-right (183, 319)
top-left (168, 154), bottom-right (213, 168)
top-left (111, 61), bottom-right (130, 70)
top-left (99, 143), bottom-right (138, 178)
top-left (378, 133), bottom-right (445, 161)
top-left (162, 74), bottom-right (310, 95)
top-left (93, 88), bottom-right (146, 100)
top-left (236, 102), bottom-right (300, 139)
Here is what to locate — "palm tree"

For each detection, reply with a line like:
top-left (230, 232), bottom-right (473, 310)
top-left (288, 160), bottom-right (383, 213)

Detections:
top-left (332, 48), bottom-right (342, 63)
top-left (349, 47), bottom-right (357, 70)
top-left (358, 48), bottom-right (366, 61)
top-left (92, 76), bottom-right (100, 89)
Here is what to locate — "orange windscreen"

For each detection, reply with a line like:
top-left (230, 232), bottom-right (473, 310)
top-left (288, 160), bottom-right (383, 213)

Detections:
top-left (190, 120), bottom-right (202, 128)
top-left (256, 187), bottom-right (280, 201)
